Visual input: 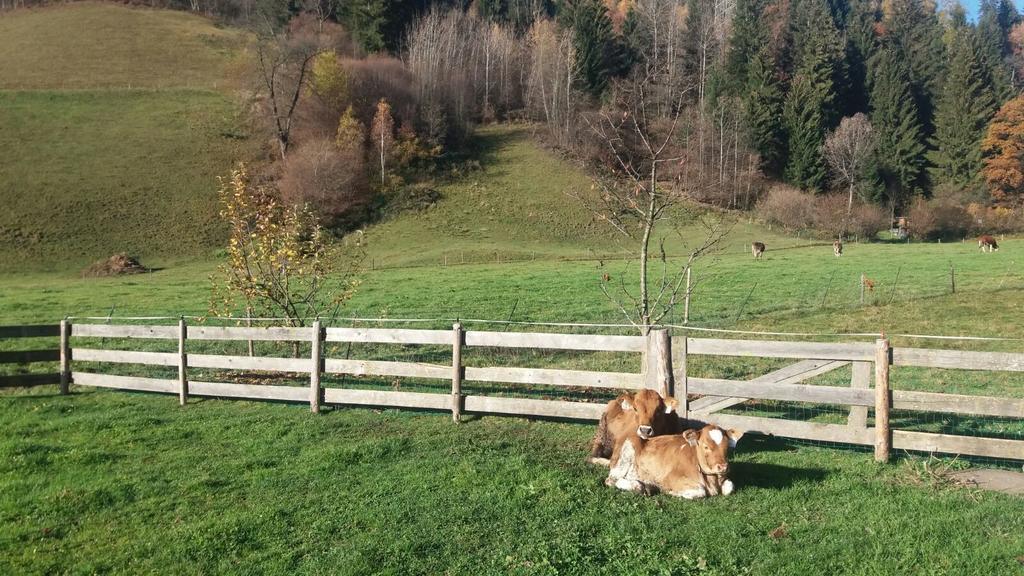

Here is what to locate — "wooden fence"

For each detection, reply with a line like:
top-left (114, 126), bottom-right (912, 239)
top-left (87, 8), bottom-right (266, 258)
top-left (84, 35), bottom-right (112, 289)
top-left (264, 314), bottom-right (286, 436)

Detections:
top-left (3, 320), bottom-right (1023, 462)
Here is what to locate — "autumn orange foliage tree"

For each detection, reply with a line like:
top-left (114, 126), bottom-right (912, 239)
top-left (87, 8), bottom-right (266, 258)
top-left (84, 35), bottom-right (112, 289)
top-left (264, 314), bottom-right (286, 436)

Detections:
top-left (210, 165), bottom-right (363, 331)
top-left (982, 95), bottom-right (1024, 205)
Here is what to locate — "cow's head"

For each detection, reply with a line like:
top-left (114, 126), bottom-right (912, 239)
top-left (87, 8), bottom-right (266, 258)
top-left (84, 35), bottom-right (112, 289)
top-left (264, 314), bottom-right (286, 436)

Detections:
top-left (684, 424), bottom-right (744, 476)
top-left (619, 389), bottom-right (674, 440)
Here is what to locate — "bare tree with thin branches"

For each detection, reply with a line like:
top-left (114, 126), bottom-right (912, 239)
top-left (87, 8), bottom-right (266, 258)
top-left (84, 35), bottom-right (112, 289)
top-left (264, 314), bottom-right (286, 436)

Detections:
top-left (578, 64), bottom-right (731, 334)
top-left (254, 16), bottom-right (328, 159)
top-left (823, 113), bottom-right (876, 216)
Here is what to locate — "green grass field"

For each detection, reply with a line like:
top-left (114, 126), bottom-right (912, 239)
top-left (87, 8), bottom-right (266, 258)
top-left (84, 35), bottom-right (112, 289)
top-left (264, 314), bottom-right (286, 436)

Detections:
top-left (2, 3), bottom-right (1023, 574)
top-left (0, 90), bottom-right (249, 271)
top-left (2, 388), bottom-right (1022, 575)
top-left (0, 2), bottom-right (251, 273)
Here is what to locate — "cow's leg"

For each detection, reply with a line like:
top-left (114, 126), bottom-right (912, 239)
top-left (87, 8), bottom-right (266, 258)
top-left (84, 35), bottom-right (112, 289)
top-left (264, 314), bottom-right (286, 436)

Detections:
top-left (721, 479), bottom-right (734, 495)
top-left (668, 486), bottom-right (708, 499)
top-left (606, 437), bottom-right (639, 488)
top-left (613, 478), bottom-right (645, 493)
top-left (587, 414), bottom-right (612, 466)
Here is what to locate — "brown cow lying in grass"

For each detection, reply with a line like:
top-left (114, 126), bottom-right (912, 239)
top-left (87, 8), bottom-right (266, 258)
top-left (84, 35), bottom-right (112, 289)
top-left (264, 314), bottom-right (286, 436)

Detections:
top-left (588, 389), bottom-right (679, 467)
top-left (606, 424), bottom-right (744, 499)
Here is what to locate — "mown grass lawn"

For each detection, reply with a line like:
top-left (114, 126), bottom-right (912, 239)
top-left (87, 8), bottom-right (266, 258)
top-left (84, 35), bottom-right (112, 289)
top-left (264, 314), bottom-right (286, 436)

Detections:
top-left (2, 387), bottom-right (1022, 575)
top-left (2, 239), bottom-right (1023, 574)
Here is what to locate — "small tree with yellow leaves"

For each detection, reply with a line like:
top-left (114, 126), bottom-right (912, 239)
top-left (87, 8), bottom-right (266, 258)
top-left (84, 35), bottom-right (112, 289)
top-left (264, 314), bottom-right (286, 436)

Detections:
top-left (210, 165), bottom-right (363, 337)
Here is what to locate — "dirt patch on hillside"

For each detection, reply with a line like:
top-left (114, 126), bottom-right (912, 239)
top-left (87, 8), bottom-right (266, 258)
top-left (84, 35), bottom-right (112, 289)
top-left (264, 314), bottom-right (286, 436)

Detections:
top-left (81, 253), bottom-right (148, 277)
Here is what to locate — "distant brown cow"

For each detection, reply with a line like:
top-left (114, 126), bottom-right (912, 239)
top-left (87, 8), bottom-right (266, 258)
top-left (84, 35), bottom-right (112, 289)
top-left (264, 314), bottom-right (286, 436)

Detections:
top-left (751, 242), bottom-right (766, 259)
top-left (979, 235), bottom-right (999, 252)
top-left (606, 424), bottom-right (745, 499)
top-left (588, 390), bottom-right (677, 467)
top-left (833, 240), bottom-right (843, 257)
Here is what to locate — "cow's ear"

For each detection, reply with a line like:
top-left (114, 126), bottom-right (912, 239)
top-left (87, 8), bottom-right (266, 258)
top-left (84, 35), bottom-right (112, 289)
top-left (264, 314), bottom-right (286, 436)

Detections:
top-left (682, 429), bottom-right (699, 446)
top-left (726, 429), bottom-right (745, 448)
top-left (620, 399), bottom-right (633, 411)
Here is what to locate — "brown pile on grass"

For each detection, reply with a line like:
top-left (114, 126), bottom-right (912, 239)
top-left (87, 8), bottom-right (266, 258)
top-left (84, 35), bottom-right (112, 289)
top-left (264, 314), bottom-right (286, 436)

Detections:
top-left (81, 253), bottom-right (148, 277)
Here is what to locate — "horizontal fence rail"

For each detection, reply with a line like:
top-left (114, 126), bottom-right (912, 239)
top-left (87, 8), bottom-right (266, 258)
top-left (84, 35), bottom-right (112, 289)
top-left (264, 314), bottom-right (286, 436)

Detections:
top-left (3, 321), bottom-right (1022, 463)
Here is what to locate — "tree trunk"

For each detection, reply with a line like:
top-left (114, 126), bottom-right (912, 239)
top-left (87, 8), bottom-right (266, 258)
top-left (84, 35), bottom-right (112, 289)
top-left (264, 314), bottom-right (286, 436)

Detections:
top-left (639, 167), bottom-right (657, 335)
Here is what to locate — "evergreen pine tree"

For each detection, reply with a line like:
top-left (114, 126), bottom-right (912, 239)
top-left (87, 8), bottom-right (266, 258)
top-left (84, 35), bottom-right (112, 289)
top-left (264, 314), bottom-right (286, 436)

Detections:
top-left (722, 0), bottom-right (767, 96)
top-left (338, 0), bottom-right (387, 53)
top-left (977, 0), bottom-right (1014, 101)
top-left (783, 67), bottom-right (829, 190)
top-left (563, 0), bottom-right (623, 97)
top-left (883, 0), bottom-right (946, 137)
top-left (789, 0), bottom-right (846, 127)
top-left (745, 49), bottom-right (786, 175)
top-left (845, 0), bottom-right (881, 114)
top-left (870, 45), bottom-right (926, 206)
top-left (619, 6), bottom-right (650, 69)
top-left (928, 29), bottom-right (996, 187)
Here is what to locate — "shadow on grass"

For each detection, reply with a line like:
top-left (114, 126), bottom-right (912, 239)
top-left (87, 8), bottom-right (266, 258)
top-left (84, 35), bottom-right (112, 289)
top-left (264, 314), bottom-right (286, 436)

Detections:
top-left (730, 461), bottom-right (830, 490)
top-left (732, 434), bottom-right (800, 454)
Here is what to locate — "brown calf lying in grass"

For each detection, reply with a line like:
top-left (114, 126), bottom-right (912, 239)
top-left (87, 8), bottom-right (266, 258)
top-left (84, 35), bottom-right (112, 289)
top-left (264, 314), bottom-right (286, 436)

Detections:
top-left (606, 424), bottom-right (744, 499)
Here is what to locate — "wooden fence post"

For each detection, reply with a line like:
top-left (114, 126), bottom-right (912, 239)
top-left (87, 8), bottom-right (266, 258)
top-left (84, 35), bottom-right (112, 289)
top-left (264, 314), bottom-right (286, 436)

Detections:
top-left (860, 273), bottom-right (866, 305)
top-left (874, 338), bottom-right (891, 463)
top-left (178, 317), bottom-right (188, 406)
top-left (451, 323), bottom-right (463, 423)
top-left (672, 334), bottom-right (688, 417)
top-left (310, 319), bottom-right (322, 414)
top-left (645, 329), bottom-right (673, 398)
top-left (950, 266), bottom-right (956, 294)
top-left (59, 318), bottom-right (71, 395)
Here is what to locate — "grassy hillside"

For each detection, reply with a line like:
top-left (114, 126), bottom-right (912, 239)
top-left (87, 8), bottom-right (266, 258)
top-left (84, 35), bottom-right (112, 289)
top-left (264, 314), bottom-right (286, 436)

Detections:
top-left (0, 2), bottom-right (251, 273)
top-left (363, 126), bottom-right (800, 268)
top-left (0, 90), bottom-right (247, 270)
top-left (0, 2), bottom-right (244, 89)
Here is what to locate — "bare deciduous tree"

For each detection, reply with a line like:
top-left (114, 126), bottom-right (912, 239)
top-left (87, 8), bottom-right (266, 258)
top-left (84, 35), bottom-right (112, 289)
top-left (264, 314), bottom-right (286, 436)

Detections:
top-left (406, 9), bottom-right (524, 140)
top-left (278, 136), bottom-right (368, 224)
top-left (525, 19), bottom-right (578, 147)
top-left (300, 0), bottom-right (334, 33)
top-left (579, 67), bottom-right (730, 334)
top-left (254, 16), bottom-right (329, 159)
top-left (823, 113), bottom-right (876, 215)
